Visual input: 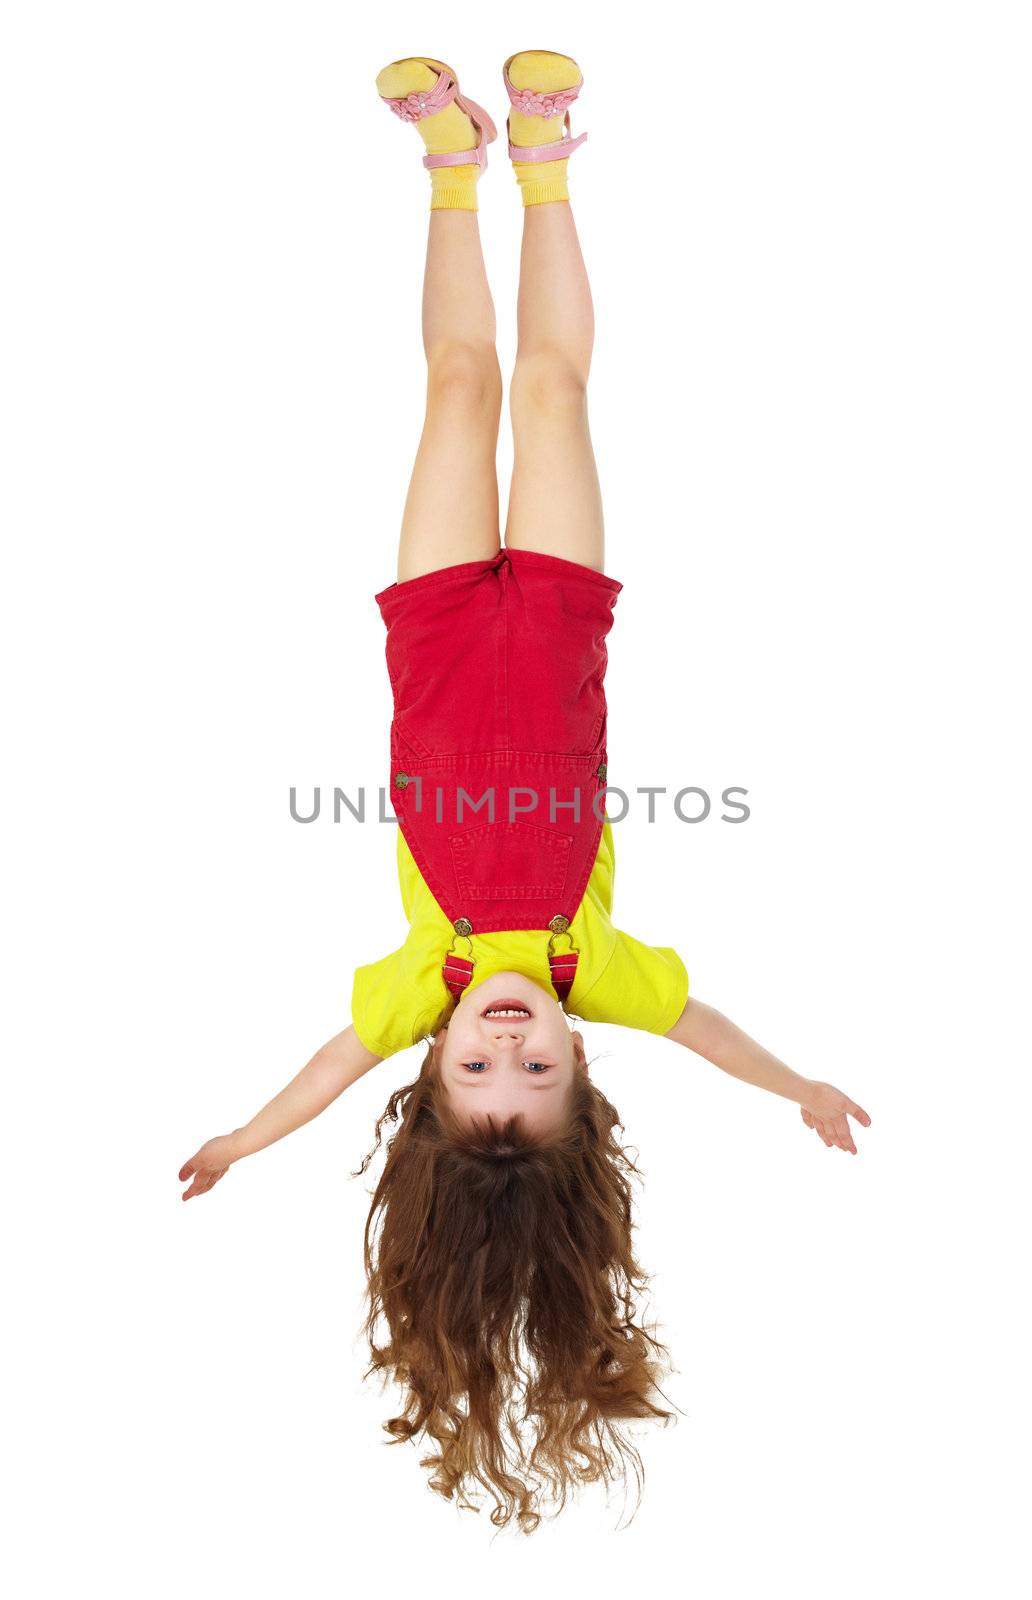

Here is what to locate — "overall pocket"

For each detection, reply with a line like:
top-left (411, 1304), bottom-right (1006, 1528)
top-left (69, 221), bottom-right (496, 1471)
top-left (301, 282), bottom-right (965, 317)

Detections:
top-left (449, 821), bottom-right (573, 902)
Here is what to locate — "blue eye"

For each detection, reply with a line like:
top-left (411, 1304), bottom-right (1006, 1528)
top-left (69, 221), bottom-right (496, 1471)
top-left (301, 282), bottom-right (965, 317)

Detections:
top-left (461, 1061), bottom-right (551, 1074)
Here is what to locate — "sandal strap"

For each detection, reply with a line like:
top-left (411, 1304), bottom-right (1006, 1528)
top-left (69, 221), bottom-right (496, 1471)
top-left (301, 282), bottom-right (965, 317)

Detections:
top-left (505, 80), bottom-right (582, 118)
top-left (422, 92), bottom-right (496, 171)
top-left (507, 115), bottom-right (588, 163)
top-left (423, 143), bottom-right (483, 169)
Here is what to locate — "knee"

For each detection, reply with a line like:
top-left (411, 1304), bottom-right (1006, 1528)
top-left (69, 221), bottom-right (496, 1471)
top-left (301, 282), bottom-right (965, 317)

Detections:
top-left (510, 350), bottom-right (589, 424)
top-left (426, 342), bottom-right (502, 415)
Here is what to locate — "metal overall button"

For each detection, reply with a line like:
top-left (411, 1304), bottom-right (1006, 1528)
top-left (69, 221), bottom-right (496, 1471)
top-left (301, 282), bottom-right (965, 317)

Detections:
top-left (394, 772), bottom-right (412, 789)
top-left (596, 762), bottom-right (607, 782)
top-left (547, 913), bottom-right (577, 960)
top-left (453, 917), bottom-right (473, 937)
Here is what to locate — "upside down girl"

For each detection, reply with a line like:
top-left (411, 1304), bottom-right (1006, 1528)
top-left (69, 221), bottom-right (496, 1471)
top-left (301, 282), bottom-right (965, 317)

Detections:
top-left (179, 51), bottom-right (872, 1534)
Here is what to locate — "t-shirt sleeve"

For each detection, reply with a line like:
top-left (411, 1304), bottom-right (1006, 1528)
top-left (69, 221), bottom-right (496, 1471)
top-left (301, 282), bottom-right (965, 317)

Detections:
top-left (573, 927), bottom-right (689, 1035)
top-left (351, 944), bottom-right (451, 1061)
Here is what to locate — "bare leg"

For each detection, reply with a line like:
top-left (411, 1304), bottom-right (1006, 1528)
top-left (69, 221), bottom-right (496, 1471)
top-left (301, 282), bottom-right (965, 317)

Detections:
top-left (504, 203), bottom-right (604, 572)
top-left (396, 211), bottom-right (502, 582)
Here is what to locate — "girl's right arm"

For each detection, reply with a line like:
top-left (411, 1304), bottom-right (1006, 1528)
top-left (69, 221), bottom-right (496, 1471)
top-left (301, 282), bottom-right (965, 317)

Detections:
top-left (177, 1024), bottom-right (383, 1201)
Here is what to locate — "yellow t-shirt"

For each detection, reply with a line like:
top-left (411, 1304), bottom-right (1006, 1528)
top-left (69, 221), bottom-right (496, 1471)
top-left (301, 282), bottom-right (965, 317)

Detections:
top-left (351, 820), bottom-right (689, 1059)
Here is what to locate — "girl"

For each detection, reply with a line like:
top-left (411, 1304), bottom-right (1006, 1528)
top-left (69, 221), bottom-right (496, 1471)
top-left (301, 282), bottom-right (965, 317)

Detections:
top-left (179, 51), bottom-right (872, 1533)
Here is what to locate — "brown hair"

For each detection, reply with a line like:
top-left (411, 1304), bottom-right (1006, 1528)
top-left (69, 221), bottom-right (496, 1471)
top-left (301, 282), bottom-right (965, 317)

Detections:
top-left (351, 1040), bottom-right (679, 1533)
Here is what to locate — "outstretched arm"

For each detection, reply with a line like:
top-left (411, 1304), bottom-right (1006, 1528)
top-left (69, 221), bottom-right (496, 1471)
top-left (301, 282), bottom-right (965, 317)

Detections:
top-left (178, 1024), bottom-right (383, 1200)
top-left (664, 998), bottom-right (871, 1155)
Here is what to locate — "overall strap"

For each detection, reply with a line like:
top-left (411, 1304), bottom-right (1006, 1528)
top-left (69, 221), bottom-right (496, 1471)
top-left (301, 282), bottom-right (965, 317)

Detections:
top-left (441, 916), bottom-right (579, 1004)
top-left (547, 948), bottom-right (578, 1003)
top-left (443, 951), bottom-right (475, 999)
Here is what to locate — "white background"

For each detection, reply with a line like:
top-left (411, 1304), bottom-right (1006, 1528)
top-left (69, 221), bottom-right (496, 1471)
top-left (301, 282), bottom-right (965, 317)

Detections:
top-left (3, 1), bottom-right (1029, 1594)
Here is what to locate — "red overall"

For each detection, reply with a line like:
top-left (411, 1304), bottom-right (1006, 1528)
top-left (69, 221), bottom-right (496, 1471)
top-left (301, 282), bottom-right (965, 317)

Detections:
top-left (375, 549), bottom-right (622, 1001)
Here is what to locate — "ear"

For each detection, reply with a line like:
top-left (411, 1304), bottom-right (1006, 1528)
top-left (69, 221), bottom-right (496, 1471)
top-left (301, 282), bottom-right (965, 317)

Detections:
top-left (571, 1029), bottom-right (588, 1073)
top-left (430, 1024), bottom-right (447, 1069)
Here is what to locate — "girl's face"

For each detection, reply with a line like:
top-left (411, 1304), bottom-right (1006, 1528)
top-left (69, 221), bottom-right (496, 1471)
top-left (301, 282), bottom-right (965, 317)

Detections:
top-left (435, 971), bottom-right (586, 1135)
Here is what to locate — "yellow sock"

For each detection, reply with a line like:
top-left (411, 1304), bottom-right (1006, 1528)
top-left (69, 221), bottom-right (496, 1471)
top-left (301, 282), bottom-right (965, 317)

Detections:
top-left (507, 50), bottom-right (581, 206)
top-left (376, 59), bottom-right (481, 211)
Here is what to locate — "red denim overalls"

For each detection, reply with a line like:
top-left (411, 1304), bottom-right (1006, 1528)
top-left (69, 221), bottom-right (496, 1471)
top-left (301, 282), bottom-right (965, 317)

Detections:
top-left (375, 548), bottom-right (622, 1003)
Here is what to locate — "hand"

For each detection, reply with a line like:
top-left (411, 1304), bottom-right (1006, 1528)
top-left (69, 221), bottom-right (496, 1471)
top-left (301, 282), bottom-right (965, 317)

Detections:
top-left (178, 1133), bottom-right (240, 1201)
top-left (799, 1081), bottom-right (871, 1155)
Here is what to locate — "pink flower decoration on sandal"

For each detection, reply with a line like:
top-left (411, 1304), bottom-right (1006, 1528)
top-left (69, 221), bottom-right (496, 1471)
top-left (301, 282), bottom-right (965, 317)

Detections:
top-left (389, 92), bottom-right (436, 122)
top-left (508, 86), bottom-right (579, 118)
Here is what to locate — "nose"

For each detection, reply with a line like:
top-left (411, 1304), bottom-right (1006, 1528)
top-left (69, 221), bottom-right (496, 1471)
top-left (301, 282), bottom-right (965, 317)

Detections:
top-left (488, 1022), bottom-right (526, 1041)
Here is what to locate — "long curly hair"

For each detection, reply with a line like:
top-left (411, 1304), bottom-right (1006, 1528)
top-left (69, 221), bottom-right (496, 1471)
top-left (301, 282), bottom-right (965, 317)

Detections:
top-left (351, 1037), bottom-right (679, 1533)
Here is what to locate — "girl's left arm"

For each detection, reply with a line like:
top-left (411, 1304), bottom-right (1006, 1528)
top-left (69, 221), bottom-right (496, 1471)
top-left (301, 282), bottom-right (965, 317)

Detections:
top-left (664, 998), bottom-right (872, 1154)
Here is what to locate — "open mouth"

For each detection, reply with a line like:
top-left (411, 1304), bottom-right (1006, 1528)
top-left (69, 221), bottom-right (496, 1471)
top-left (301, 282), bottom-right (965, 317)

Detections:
top-left (481, 1000), bottom-right (533, 1020)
